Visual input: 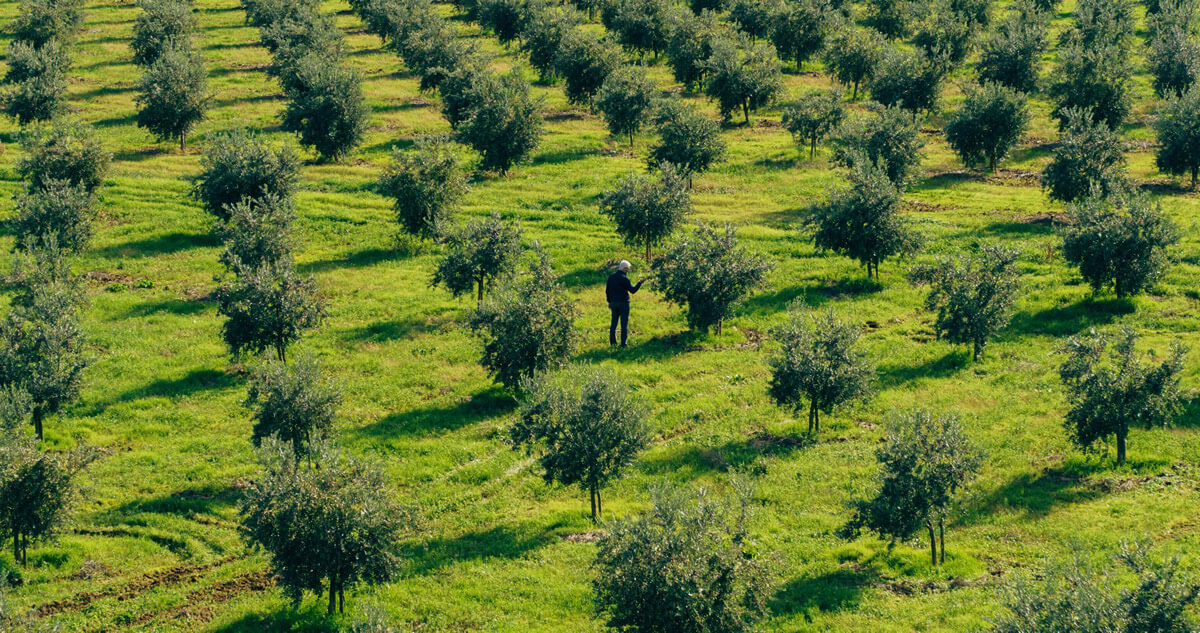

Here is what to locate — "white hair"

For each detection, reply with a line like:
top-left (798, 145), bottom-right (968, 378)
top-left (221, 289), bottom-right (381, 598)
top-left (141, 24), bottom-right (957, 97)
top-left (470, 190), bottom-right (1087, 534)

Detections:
top-left (618, 260), bottom-right (631, 271)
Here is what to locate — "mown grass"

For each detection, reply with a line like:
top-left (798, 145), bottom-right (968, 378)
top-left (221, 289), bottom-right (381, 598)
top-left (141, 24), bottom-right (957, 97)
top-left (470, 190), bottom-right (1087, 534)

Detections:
top-left (3, 0), bottom-right (1200, 631)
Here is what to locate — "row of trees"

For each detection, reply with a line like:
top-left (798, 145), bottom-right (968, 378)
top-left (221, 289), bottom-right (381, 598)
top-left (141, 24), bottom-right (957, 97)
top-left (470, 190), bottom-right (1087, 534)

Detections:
top-left (0, 0), bottom-right (83, 124)
top-left (243, 0), bottom-right (369, 161)
top-left (0, 118), bottom-right (108, 572)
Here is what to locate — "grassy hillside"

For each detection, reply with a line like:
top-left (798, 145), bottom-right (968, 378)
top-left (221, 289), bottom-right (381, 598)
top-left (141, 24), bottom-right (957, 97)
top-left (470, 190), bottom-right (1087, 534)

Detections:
top-left (4, 0), bottom-right (1200, 631)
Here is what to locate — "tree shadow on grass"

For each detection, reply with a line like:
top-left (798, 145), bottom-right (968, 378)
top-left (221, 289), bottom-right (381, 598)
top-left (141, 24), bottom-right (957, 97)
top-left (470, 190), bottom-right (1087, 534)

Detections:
top-left (400, 522), bottom-right (564, 576)
top-left (639, 432), bottom-right (814, 478)
top-left (83, 369), bottom-right (238, 416)
top-left (741, 277), bottom-right (883, 316)
top-left (118, 298), bottom-right (210, 319)
top-left (212, 607), bottom-right (337, 633)
top-left (877, 350), bottom-right (969, 389)
top-left (297, 248), bottom-right (394, 275)
top-left (104, 482), bottom-right (241, 521)
top-left (339, 313), bottom-right (448, 342)
top-left (1174, 397), bottom-right (1200, 429)
top-left (353, 388), bottom-right (515, 440)
top-left (575, 331), bottom-right (700, 364)
top-left (958, 458), bottom-right (1175, 527)
top-left (771, 566), bottom-right (875, 618)
top-left (93, 232), bottom-right (219, 259)
top-left (558, 266), bottom-right (606, 290)
top-left (1007, 297), bottom-right (1134, 338)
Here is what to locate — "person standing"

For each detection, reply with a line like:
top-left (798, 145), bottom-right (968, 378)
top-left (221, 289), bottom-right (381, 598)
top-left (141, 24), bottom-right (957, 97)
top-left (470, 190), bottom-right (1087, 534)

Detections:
top-left (606, 260), bottom-right (644, 347)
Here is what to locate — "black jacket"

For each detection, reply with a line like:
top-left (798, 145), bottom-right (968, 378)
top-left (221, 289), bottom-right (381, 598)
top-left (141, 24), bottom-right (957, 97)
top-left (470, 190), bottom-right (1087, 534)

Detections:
top-left (606, 271), bottom-right (643, 303)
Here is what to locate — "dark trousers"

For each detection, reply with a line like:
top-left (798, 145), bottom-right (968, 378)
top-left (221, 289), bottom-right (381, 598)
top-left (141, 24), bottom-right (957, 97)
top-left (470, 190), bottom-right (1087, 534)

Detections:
top-left (609, 302), bottom-right (630, 346)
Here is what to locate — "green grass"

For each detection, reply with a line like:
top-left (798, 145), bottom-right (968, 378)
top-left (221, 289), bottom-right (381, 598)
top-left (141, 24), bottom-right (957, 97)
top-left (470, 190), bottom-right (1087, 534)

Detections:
top-left (4, 0), bottom-right (1200, 631)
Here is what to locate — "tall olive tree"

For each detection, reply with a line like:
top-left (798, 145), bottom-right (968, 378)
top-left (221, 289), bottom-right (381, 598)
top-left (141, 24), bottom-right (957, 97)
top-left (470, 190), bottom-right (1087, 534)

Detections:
top-left (944, 82), bottom-right (1029, 172)
top-left (432, 212), bottom-right (524, 306)
top-left (468, 251), bottom-right (578, 388)
top-left (511, 365), bottom-right (648, 521)
top-left (554, 29), bottom-right (620, 107)
top-left (976, 1), bottom-right (1048, 93)
top-left (1058, 327), bottom-right (1186, 465)
top-left (216, 261), bottom-right (326, 362)
top-left (810, 161), bottom-right (921, 279)
top-left (648, 99), bottom-right (727, 181)
top-left (594, 483), bottom-right (773, 633)
top-left (823, 28), bottom-right (884, 100)
top-left (1060, 193), bottom-right (1179, 299)
top-left (217, 193), bottom-right (297, 272)
top-left (378, 135), bottom-right (469, 240)
top-left (131, 0), bottom-right (197, 67)
top-left (599, 164), bottom-right (691, 261)
top-left (0, 434), bottom-right (96, 567)
top-left (1155, 84), bottom-right (1200, 188)
top-left (767, 308), bottom-right (873, 434)
top-left (11, 180), bottom-right (96, 255)
top-left (192, 129), bottom-right (300, 220)
top-left (1042, 107), bottom-right (1127, 203)
top-left (844, 409), bottom-right (981, 565)
top-left (246, 355), bottom-right (342, 460)
top-left (830, 105), bottom-right (925, 187)
top-left (18, 119), bottom-right (111, 194)
top-left (596, 66), bottom-right (657, 146)
top-left (241, 437), bottom-right (408, 614)
top-left (908, 245), bottom-right (1020, 361)
top-left (782, 90), bottom-right (845, 158)
top-left (454, 70), bottom-right (545, 174)
top-left (281, 56), bottom-right (369, 162)
top-left (703, 36), bottom-right (784, 124)
top-left (135, 43), bottom-right (212, 150)
top-left (772, 0), bottom-right (836, 71)
top-left (653, 223), bottom-right (773, 334)
top-left (1, 40), bottom-right (69, 125)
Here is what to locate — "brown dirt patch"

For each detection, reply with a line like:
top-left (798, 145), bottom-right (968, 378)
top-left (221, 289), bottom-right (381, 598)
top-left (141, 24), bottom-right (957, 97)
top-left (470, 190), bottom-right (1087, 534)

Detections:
top-left (34, 555), bottom-right (241, 617)
top-left (562, 530), bottom-right (608, 544)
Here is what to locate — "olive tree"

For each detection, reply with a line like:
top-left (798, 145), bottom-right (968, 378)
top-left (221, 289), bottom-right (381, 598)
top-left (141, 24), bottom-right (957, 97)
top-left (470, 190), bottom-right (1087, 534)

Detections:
top-left (810, 161), bottom-right (921, 279)
top-left (782, 90), bottom-right (845, 158)
top-left (217, 193), bottom-right (297, 272)
top-left (823, 28), bottom-right (884, 100)
top-left (908, 245), bottom-right (1020, 361)
top-left (432, 212), bottom-right (524, 306)
top-left (944, 82), bottom-right (1029, 172)
top-left (648, 99), bottom-right (727, 181)
top-left (843, 409), bottom-right (981, 565)
top-left (18, 119), bottom-right (111, 194)
top-left (994, 544), bottom-right (1200, 633)
top-left (454, 70), bottom-right (545, 174)
top-left (11, 180), bottom-right (96, 255)
top-left (1050, 41), bottom-right (1131, 130)
top-left (1155, 84), bottom-right (1200, 187)
top-left (0, 247), bottom-right (88, 441)
top-left (976, 1), bottom-right (1048, 93)
top-left (869, 47), bottom-right (945, 118)
top-left (477, 0), bottom-right (526, 46)
top-left (728, 0), bottom-right (778, 40)
top-left (665, 8), bottom-right (719, 90)
top-left (1147, 21), bottom-right (1199, 97)
top-left (772, 0), bottom-right (836, 71)
top-left (246, 355), bottom-right (342, 460)
top-left (653, 223), bottom-right (773, 334)
top-left (865, 0), bottom-right (914, 38)
top-left (2, 40), bottom-right (69, 125)
top-left (241, 437), bottom-right (408, 614)
top-left (703, 36), bottom-right (784, 124)
top-left (131, 0), bottom-right (197, 67)
top-left (596, 66), bottom-right (657, 146)
top-left (192, 129), bottom-right (300, 220)
top-left (1042, 107), bottom-right (1127, 203)
top-left (135, 43), bottom-right (211, 150)
top-left (378, 135), bottom-right (469, 240)
top-left (468, 251), bottom-right (578, 388)
top-left (520, 6), bottom-right (579, 82)
top-left (554, 29), bottom-right (620, 107)
top-left (1058, 327), bottom-right (1186, 465)
top-left (216, 261), bottom-right (326, 362)
top-left (13, 0), bottom-right (84, 48)
top-left (281, 56), bottom-right (369, 162)
top-left (831, 105), bottom-right (925, 187)
top-left (437, 60), bottom-right (493, 129)
top-left (605, 0), bottom-right (672, 60)
top-left (510, 364), bottom-right (648, 521)
top-left (599, 164), bottom-right (691, 261)
top-left (767, 308), bottom-right (873, 434)
top-left (1060, 193), bottom-right (1179, 299)
top-left (593, 483), bottom-right (773, 633)
top-left (0, 434), bottom-right (96, 567)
